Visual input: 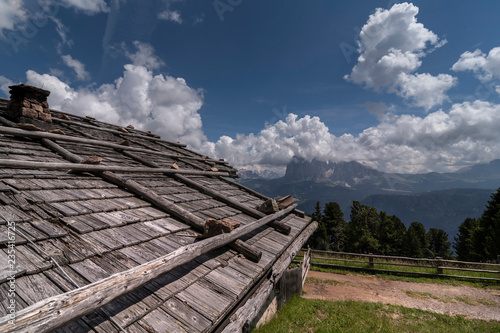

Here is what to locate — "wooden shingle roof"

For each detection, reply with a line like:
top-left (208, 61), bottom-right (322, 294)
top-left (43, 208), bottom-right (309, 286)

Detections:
top-left (0, 96), bottom-right (317, 332)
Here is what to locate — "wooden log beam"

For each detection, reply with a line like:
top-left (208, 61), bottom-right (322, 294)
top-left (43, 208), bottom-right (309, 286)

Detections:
top-left (220, 221), bottom-right (318, 333)
top-left (120, 150), bottom-right (157, 167)
top-left (174, 174), bottom-right (291, 235)
top-left (40, 138), bottom-right (82, 163)
top-left (121, 149), bottom-right (209, 172)
top-left (0, 159), bottom-right (232, 177)
top-left (52, 117), bottom-right (187, 147)
top-left (101, 171), bottom-right (263, 261)
top-left (0, 126), bottom-right (231, 168)
top-left (100, 171), bottom-right (206, 230)
top-left (230, 239), bottom-right (262, 262)
top-left (0, 115), bottom-right (15, 127)
top-left (0, 205), bottom-right (297, 333)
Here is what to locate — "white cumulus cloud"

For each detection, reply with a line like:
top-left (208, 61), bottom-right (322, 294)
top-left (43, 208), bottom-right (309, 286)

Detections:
top-left (345, 2), bottom-right (455, 110)
top-left (200, 100), bottom-right (500, 174)
top-left (452, 47), bottom-right (500, 83)
top-left (395, 73), bottom-right (457, 110)
top-left (24, 42), bottom-right (205, 148)
top-left (61, 54), bottom-right (90, 80)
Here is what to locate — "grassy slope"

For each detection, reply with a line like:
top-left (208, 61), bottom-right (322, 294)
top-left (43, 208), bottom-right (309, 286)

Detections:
top-left (254, 296), bottom-right (500, 333)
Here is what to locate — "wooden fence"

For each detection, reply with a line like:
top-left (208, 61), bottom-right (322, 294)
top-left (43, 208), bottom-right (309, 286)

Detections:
top-left (295, 249), bottom-right (500, 282)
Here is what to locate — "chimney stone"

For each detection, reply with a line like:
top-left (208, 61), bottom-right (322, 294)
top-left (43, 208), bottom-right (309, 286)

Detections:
top-left (8, 84), bottom-right (52, 124)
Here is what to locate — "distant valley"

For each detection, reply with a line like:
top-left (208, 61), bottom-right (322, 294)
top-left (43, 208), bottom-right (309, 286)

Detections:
top-left (238, 158), bottom-right (500, 240)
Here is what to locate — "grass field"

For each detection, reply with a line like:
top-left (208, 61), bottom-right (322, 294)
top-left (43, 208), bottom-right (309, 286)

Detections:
top-left (254, 296), bottom-right (500, 333)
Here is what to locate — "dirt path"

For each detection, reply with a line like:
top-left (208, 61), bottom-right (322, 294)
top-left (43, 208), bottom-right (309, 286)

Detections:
top-left (303, 271), bottom-right (500, 322)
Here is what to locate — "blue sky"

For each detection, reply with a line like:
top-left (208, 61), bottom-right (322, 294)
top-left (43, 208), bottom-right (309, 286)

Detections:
top-left (1, 1), bottom-right (500, 175)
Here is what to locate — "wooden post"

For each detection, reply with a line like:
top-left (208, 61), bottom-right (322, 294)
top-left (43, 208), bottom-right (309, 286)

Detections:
top-left (368, 254), bottom-right (374, 269)
top-left (436, 257), bottom-right (443, 275)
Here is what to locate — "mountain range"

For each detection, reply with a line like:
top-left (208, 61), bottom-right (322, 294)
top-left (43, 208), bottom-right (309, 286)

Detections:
top-left (238, 158), bottom-right (500, 241)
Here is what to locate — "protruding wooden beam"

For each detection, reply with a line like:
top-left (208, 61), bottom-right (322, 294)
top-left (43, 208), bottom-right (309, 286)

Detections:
top-left (222, 178), bottom-right (306, 218)
top-left (0, 205), bottom-right (297, 333)
top-left (221, 177), bottom-right (269, 200)
top-left (277, 195), bottom-right (294, 210)
top-left (0, 115), bottom-right (15, 127)
top-left (41, 138), bottom-right (82, 162)
top-left (100, 171), bottom-right (206, 230)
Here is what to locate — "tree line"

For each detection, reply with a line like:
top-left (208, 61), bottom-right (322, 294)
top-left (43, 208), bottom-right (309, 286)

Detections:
top-left (309, 188), bottom-right (500, 262)
top-left (307, 201), bottom-right (453, 259)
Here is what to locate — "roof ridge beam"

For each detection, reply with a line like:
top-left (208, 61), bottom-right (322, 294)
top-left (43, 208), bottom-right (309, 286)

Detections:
top-left (0, 159), bottom-right (232, 177)
top-left (0, 126), bottom-right (232, 169)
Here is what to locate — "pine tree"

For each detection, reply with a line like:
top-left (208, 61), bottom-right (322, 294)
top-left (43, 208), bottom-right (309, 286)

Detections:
top-left (323, 202), bottom-right (347, 251)
top-left (454, 217), bottom-right (480, 261)
top-left (378, 212), bottom-right (406, 255)
top-left (427, 228), bottom-right (452, 259)
top-left (477, 189), bottom-right (500, 261)
top-left (307, 201), bottom-right (328, 249)
top-left (455, 188), bottom-right (500, 262)
top-left (402, 222), bottom-right (428, 258)
top-left (347, 201), bottom-right (380, 253)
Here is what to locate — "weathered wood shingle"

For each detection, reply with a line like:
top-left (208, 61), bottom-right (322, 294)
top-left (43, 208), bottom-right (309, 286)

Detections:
top-left (0, 96), bottom-right (314, 333)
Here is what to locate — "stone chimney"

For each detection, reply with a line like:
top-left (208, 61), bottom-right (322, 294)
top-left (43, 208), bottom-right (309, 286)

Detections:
top-left (7, 84), bottom-right (52, 123)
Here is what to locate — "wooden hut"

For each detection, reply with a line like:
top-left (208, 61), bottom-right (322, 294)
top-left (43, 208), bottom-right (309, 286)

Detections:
top-left (0, 84), bottom-right (317, 332)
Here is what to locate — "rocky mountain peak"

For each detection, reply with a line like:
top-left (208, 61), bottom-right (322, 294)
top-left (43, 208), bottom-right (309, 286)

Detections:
top-left (283, 157), bottom-right (382, 185)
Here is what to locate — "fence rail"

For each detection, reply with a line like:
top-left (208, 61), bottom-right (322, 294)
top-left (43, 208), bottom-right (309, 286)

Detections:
top-left (294, 249), bottom-right (500, 282)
